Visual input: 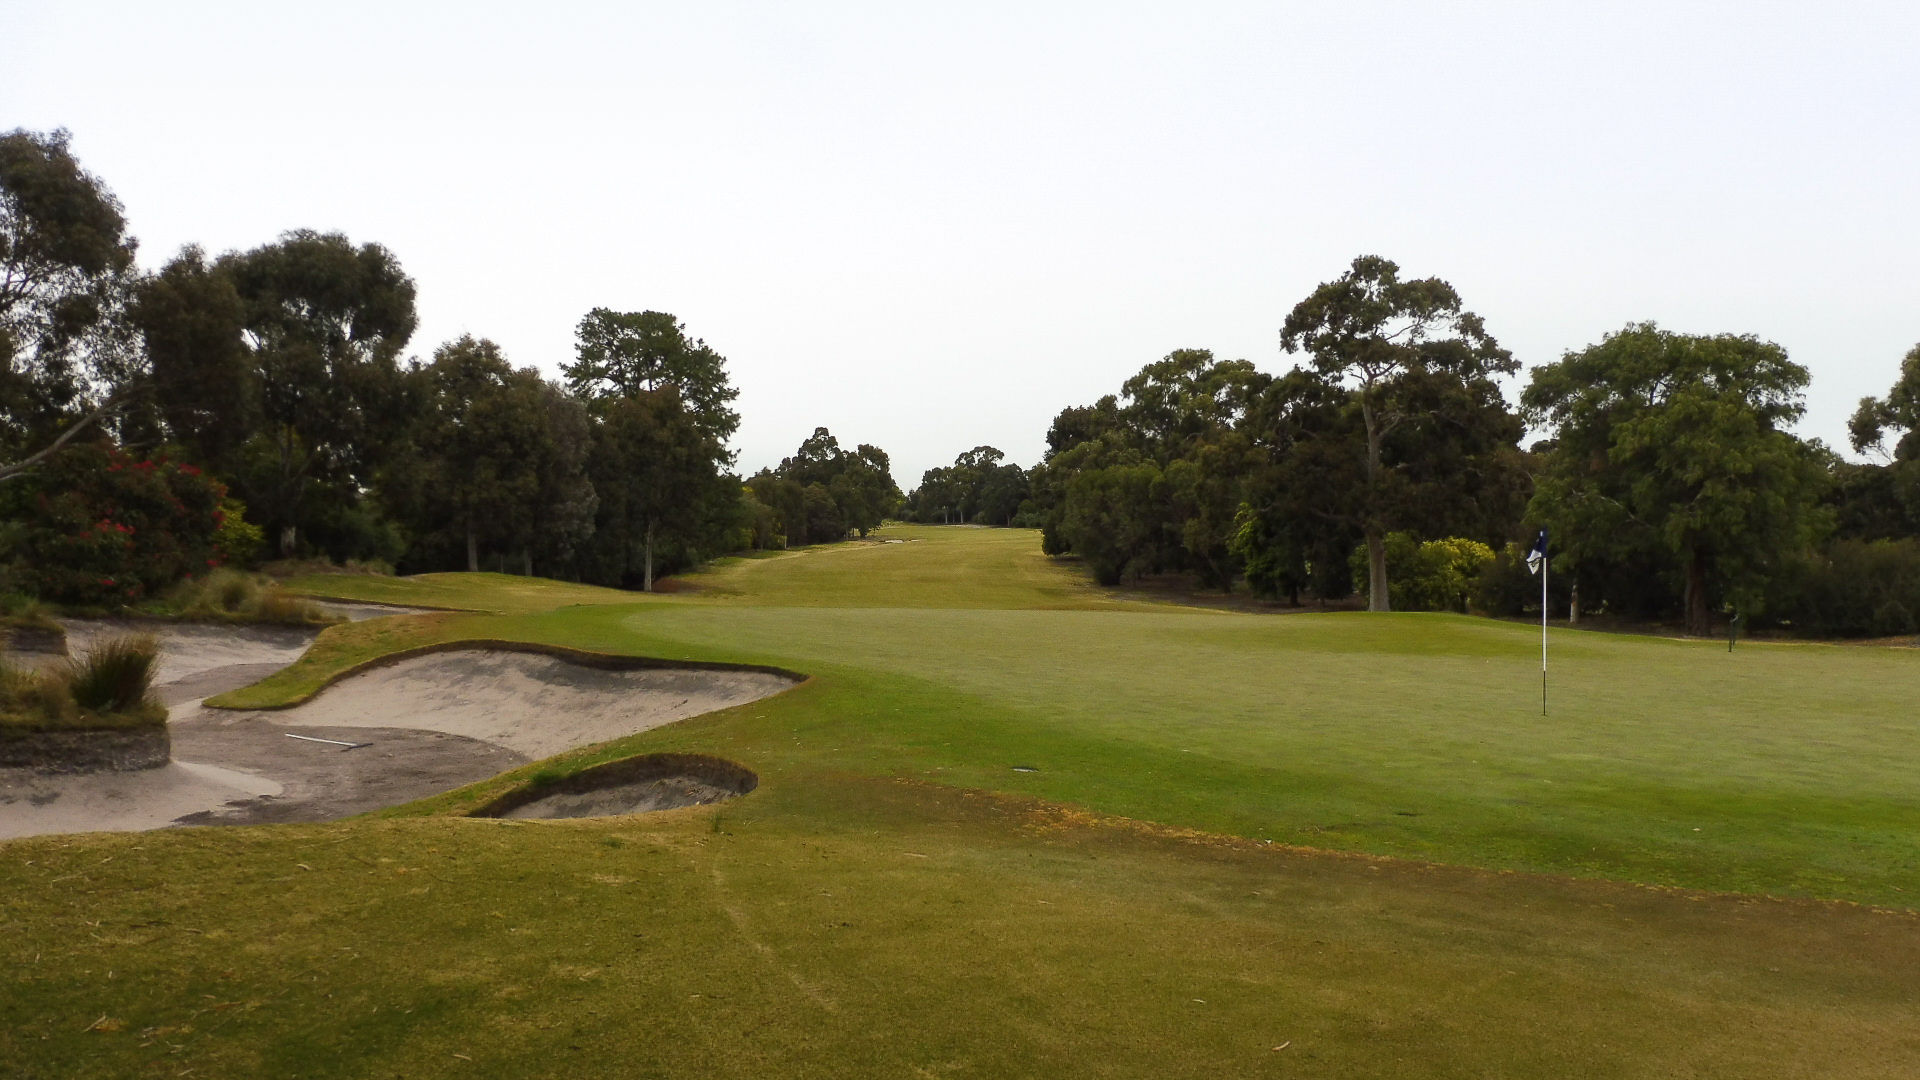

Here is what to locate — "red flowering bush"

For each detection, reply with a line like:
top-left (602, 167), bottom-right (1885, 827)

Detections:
top-left (8, 442), bottom-right (231, 605)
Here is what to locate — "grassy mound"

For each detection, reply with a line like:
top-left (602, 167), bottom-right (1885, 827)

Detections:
top-left (0, 632), bottom-right (165, 732)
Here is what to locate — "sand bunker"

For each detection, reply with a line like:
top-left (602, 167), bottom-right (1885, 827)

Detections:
top-left (3, 622), bottom-right (797, 840)
top-left (61, 619), bottom-right (320, 686)
top-left (0, 761), bottom-right (282, 839)
top-left (257, 651), bottom-right (797, 759)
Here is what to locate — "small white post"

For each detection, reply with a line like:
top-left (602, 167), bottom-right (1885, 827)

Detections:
top-left (1540, 550), bottom-right (1548, 716)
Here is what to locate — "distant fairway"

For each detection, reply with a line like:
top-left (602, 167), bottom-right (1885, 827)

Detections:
top-left (506, 525), bottom-right (1920, 902)
top-left (8, 525), bottom-right (1919, 1079)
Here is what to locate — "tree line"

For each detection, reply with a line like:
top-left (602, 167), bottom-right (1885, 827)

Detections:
top-left (916, 256), bottom-right (1920, 638)
top-left (0, 129), bottom-right (900, 601)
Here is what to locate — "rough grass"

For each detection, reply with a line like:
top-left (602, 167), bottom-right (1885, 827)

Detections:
top-left (12, 526), bottom-right (1920, 1077)
top-left (162, 569), bottom-right (338, 627)
top-left (0, 633), bottom-right (165, 732)
top-left (5, 785), bottom-right (1918, 1079)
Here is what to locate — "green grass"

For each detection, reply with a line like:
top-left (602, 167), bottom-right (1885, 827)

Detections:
top-left (279, 570), bottom-right (642, 614)
top-left (679, 526), bottom-right (1172, 609)
top-left (280, 525), bottom-right (1920, 904)
top-left (10, 524), bottom-right (1920, 1078)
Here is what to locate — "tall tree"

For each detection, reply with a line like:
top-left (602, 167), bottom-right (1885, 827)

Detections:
top-left (764, 428), bottom-right (901, 541)
top-left (586, 389), bottom-right (727, 590)
top-left (0, 128), bottom-right (141, 480)
top-left (1849, 343), bottom-right (1920, 462)
top-left (564, 309), bottom-right (740, 588)
top-left (1031, 349), bottom-right (1267, 587)
top-left (217, 231), bottom-right (418, 556)
top-left (1230, 369), bottom-right (1363, 604)
top-left (1280, 255), bottom-right (1517, 611)
top-left (565, 309), bottom-right (739, 442)
top-left (1844, 343), bottom-right (1920, 538)
top-left (976, 462), bottom-right (1031, 526)
top-left (394, 337), bottom-right (549, 572)
top-left (130, 246), bottom-right (253, 472)
top-left (1523, 323), bottom-right (1830, 634)
top-left (523, 381), bottom-right (598, 575)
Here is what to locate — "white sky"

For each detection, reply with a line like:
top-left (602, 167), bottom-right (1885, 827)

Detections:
top-left (5, 2), bottom-right (1917, 486)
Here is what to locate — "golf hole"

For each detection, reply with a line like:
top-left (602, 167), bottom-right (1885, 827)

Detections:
top-left (471, 753), bottom-right (758, 820)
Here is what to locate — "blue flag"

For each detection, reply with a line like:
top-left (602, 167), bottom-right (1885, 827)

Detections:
top-left (1525, 528), bottom-right (1548, 575)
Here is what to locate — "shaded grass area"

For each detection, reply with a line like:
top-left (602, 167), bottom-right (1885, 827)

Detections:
top-left (6, 782), bottom-right (1918, 1080)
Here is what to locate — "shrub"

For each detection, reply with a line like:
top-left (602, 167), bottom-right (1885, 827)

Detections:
top-left (1350, 533), bottom-right (1496, 612)
top-left (2, 441), bottom-right (232, 605)
top-left (214, 498), bottom-right (266, 567)
top-left (1766, 539), bottom-right (1920, 638)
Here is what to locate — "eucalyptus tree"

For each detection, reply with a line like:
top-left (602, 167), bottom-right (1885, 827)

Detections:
top-left (0, 128), bottom-right (142, 480)
top-left (769, 427), bottom-right (900, 540)
top-left (566, 309), bottom-right (737, 589)
top-left (1038, 349), bottom-right (1267, 586)
top-left (565, 308), bottom-right (739, 442)
top-left (1279, 255), bottom-right (1518, 611)
top-left (392, 337), bottom-right (548, 571)
top-left (1523, 323), bottom-right (1830, 635)
top-left (1822, 343), bottom-right (1920, 541)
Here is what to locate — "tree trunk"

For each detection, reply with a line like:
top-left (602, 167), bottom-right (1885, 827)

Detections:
top-left (643, 518), bottom-right (656, 593)
top-left (466, 525), bottom-right (479, 573)
top-left (1366, 529), bottom-right (1390, 612)
top-left (1569, 582), bottom-right (1580, 625)
top-left (1684, 549), bottom-right (1711, 636)
top-left (1360, 395), bottom-right (1390, 613)
top-left (280, 524), bottom-right (298, 559)
top-left (523, 549), bottom-right (533, 577)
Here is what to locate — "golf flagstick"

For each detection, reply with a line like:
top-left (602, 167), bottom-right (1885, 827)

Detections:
top-left (1526, 529), bottom-right (1549, 715)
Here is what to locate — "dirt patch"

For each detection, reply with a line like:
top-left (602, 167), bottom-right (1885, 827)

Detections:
top-left (473, 752), bottom-right (757, 819)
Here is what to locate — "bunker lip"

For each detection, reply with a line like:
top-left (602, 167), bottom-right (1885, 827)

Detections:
top-left (469, 752), bottom-right (759, 820)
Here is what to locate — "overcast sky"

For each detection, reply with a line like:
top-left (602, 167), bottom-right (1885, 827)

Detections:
top-left (5, 2), bottom-right (1916, 485)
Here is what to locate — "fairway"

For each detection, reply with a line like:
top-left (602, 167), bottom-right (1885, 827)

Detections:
top-left (7, 526), bottom-right (1919, 1078)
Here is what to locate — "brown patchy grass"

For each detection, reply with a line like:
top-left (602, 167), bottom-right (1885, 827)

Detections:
top-left (4, 776), bottom-right (1917, 1079)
